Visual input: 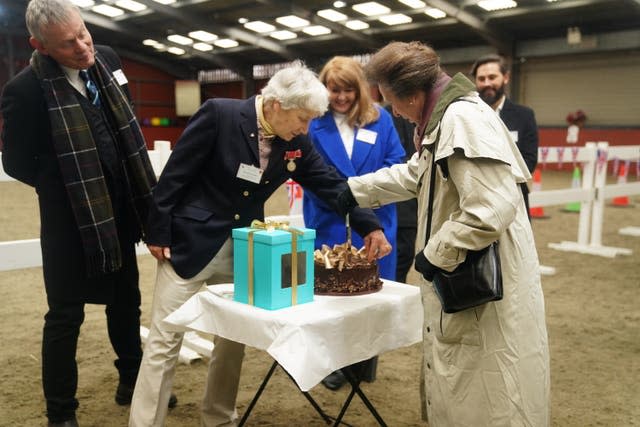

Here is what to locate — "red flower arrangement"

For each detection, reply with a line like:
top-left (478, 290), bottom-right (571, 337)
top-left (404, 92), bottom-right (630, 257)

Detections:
top-left (566, 109), bottom-right (587, 126)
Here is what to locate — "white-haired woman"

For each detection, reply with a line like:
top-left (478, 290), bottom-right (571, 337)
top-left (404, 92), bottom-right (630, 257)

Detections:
top-left (130, 62), bottom-right (392, 427)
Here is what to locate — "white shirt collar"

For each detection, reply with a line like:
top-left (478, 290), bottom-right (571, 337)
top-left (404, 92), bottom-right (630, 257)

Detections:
top-left (495, 95), bottom-right (506, 113)
top-left (61, 65), bottom-right (87, 97)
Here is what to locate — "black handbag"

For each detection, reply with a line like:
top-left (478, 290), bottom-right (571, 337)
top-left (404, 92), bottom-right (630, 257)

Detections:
top-left (422, 144), bottom-right (503, 314)
top-left (431, 242), bottom-right (503, 313)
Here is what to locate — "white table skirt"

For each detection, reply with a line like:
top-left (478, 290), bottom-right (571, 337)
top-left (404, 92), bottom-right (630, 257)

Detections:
top-left (163, 280), bottom-right (423, 391)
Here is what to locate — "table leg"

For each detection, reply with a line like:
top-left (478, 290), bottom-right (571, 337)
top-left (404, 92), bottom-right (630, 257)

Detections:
top-left (238, 361), bottom-right (278, 426)
top-left (335, 364), bottom-right (388, 427)
top-left (240, 360), bottom-right (335, 426)
top-left (281, 367), bottom-right (334, 424)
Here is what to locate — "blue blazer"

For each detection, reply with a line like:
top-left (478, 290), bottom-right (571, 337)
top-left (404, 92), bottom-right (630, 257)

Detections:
top-left (147, 96), bottom-right (382, 279)
top-left (304, 106), bottom-right (405, 280)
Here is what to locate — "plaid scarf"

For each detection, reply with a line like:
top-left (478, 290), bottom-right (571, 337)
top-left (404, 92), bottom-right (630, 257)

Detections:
top-left (30, 49), bottom-right (157, 276)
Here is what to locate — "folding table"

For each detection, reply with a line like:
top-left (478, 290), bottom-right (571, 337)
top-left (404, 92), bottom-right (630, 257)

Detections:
top-left (163, 280), bottom-right (423, 425)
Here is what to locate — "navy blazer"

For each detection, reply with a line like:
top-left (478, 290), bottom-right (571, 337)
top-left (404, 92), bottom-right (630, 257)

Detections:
top-left (499, 98), bottom-right (539, 173)
top-left (147, 96), bottom-right (382, 279)
top-left (303, 106), bottom-right (405, 279)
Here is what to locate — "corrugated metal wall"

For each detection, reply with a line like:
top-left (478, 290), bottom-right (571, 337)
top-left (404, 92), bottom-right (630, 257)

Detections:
top-left (520, 52), bottom-right (640, 126)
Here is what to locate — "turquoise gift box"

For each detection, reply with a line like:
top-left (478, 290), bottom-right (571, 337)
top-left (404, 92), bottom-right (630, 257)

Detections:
top-left (232, 225), bottom-right (316, 310)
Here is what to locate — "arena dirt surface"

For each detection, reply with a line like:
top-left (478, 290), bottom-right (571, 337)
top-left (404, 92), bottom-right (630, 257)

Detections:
top-left (1, 170), bottom-right (639, 426)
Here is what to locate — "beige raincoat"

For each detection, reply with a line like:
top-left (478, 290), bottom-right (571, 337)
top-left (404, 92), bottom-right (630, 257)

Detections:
top-left (348, 74), bottom-right (550, 426)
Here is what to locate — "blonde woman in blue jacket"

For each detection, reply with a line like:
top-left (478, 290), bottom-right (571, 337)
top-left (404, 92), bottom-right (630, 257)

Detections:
top-left (304, 56), bottom-right (405, 390)
top-left (305, 56), bottom-right (405, 280)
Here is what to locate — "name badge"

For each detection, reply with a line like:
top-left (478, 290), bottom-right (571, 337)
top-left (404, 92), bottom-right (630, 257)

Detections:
top-left (236, 163), bottom-right (263, 184)
top-left (509, 130), bottom-right (519, 143)
top-left (356, 128), bottom-right (377, 145)
top-left (113, 69), bottom-right (128, 86)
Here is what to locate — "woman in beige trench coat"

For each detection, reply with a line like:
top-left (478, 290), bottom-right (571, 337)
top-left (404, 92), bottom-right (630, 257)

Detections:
top-left (340, 42), bottom-right (550, 426)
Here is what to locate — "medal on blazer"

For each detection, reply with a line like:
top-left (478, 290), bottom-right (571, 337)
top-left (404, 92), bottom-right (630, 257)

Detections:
top-left (284, 149), bottom-right (302, 172)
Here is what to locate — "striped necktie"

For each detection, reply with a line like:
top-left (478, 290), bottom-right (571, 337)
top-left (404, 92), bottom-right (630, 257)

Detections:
top-left (79, 70), bottom-right (101, 107)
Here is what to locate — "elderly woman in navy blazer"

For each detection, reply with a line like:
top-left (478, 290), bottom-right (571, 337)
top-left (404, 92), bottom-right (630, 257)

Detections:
top-left (130, 61), bottom-right (392, 427)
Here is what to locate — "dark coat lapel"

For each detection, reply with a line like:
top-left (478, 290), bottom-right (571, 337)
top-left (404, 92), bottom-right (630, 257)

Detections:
top-left (238, 96), bottom-right (260, 164)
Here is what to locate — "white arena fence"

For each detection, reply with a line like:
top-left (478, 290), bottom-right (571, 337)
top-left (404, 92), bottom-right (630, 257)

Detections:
top-left (0, 140), bottom-right (213, 362)
top-left (530, 142), bottom-right (640, 258)
top-left (1, 141), bottom-right (639, 274)
top-left (0, 140), bottom-right (174, 271)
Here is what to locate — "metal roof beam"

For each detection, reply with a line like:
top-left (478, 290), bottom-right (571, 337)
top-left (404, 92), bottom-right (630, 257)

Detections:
top-left (425, 0), bottom-right (513, 54)
top-left (82, 12), bottom-right (252, 78)
top-left (134, 0), bottom-right (298, 61)
top-left (256, 0), bottom-right (379, 51)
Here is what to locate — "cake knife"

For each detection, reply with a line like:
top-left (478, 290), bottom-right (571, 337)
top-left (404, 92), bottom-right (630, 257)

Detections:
top-left (346, 212), bottom-right (352, 249)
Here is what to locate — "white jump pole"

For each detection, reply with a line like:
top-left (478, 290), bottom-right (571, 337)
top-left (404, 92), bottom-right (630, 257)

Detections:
top-left (577, 142), bottom-right (597, 245)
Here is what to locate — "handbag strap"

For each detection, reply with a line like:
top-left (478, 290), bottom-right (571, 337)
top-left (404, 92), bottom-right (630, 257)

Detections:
top-left (422, 98), bottom-right (468, 248)
top-left (424, 140), bottom-right (438, 247)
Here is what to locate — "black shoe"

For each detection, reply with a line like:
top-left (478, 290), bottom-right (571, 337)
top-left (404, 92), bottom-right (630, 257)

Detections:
top-left (321, 370), bottom-right (347, 391)
top-left (115, 383), bottom-right (178, 408)
top-left (47, 417), bottom-right (79, 427)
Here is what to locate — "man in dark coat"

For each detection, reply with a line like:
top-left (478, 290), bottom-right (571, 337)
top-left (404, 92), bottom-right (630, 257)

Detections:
top-left (130, 62), bottom-right (392, 427)
top-left (1, 1), bottom-right (158, 425)
top-left (471, 54), bottom-right (539, 218)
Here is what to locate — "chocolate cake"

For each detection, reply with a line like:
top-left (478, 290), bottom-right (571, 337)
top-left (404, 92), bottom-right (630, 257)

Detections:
top-left (314, 243), bottom-right (383, 295)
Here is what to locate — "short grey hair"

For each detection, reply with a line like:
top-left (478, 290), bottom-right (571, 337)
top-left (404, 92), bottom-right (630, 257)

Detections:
top-left (26, 0), bottom-right (80, 42)
top-left (261, 61), bottom-right (329, 116)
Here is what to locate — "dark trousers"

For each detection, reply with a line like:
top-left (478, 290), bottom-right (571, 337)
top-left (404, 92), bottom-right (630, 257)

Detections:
top-left (521, 183), bottom-right (532, 221)
top-left (42, 252), bottom-right (142, 422)
top-left (396, 226), bottom-right (417, 283)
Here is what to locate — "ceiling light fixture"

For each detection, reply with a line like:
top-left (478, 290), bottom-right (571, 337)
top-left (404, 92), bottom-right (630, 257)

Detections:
top-left (378, 14), bottom-right (412, 25)
top-left (213, 39), bottom-right (239, 48)
top-left (333, 1), bottom-right (347, 7)
top-left (167, 46), bottom-right (185, 55)
top-left (193, 42), bottom-right (213, 52)
top-left (270, 30), bottom-right (298, 40)
top-left (167, 34), bottom-right (193, 45)
top-left (345, 20), bottom-right (370, 30)
top-left (244, 21), bottom-right (276, 33)
top-left (151, 0), bottom-right (176, 5)
top-left (352, 2), bottom-right (390, 16)
top-left (317, 9), bottom-right (348, 22)
top-left (70, 0), bottom-right (95, 8)
top-left (189, 31), bottom-right (218, 42)
top-left (477, 0), bottom-right (517, 11)
top-left (115, 0), bottom-right (146, 12)
top-left (92, 4), bottom-right (124, 17)
top-left (425, 8), bottom-right (446, 19)
top-left (398, 0), bottom-right (426, 8)
top-left (276, 15), bottom-right (310, 28)
top-left (302, 25), bottom-right (332, 36)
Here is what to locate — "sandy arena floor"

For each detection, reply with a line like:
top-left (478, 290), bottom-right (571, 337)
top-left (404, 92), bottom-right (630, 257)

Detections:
top-left (1, 170), bottom-right (639, 426)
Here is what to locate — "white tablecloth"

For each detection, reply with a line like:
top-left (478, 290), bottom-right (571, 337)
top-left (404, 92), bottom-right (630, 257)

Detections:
top-left (163, 280), bottom-right (423, 391)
